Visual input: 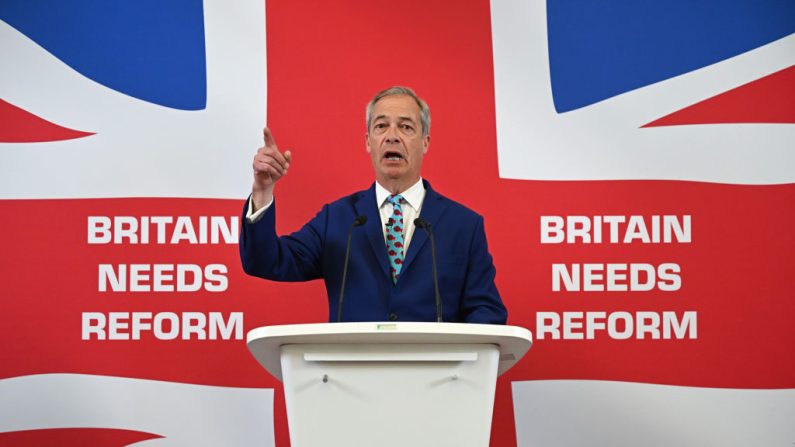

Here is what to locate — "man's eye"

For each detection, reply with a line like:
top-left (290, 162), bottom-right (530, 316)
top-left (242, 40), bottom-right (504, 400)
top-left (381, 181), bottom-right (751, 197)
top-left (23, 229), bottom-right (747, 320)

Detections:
top-left (401, 124), bottom-right (414, 131)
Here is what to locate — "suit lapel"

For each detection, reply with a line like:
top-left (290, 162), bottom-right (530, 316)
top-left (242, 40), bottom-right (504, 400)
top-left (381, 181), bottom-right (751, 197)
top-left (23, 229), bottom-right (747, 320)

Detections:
top-left (401, 180), bottom-right (449, 275)
top-left (354, 185), bottom-right (391, 280)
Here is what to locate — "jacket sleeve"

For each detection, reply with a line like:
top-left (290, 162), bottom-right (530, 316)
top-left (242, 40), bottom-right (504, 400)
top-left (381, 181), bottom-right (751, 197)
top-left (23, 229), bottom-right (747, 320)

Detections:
top-left (460, 216), bottom-right (508, 324)
top-left (239, 197), bottom-right (327, 282)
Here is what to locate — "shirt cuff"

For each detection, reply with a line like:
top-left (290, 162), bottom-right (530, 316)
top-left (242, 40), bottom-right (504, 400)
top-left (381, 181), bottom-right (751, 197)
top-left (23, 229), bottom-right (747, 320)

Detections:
top-left (245, 196), bottom-right (274, 223)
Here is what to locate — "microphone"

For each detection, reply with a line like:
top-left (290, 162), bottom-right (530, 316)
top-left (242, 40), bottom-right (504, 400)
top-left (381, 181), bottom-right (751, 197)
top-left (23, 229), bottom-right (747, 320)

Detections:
top-left (337, 215), bottom-right (367, 322)
top-left (414, 218), bottom-right (442, 322)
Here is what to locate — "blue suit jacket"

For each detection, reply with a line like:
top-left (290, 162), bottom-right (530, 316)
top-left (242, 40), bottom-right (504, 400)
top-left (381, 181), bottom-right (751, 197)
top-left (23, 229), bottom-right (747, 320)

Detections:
top-left (239, 180), bottom-right (507, 324)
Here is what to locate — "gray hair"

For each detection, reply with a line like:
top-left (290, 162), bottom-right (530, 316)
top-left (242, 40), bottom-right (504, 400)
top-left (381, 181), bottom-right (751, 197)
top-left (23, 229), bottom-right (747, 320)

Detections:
top-left (366, 86), bottom-right (431, 137)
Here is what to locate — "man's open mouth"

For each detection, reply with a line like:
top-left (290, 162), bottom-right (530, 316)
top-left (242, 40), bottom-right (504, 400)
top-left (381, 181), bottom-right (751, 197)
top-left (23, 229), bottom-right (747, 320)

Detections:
top-left (384, 151), bottom-right (404, 161)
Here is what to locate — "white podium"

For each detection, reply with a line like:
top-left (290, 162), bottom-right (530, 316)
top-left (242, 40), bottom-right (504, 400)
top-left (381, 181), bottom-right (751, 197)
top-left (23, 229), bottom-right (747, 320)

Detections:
top-left (247, 322), bottom-right (532, 447)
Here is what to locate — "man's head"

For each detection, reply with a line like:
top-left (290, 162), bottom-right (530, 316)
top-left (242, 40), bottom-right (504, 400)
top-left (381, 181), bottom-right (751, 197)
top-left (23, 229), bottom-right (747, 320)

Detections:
top-left (365, 86), bottom-right (431, 193)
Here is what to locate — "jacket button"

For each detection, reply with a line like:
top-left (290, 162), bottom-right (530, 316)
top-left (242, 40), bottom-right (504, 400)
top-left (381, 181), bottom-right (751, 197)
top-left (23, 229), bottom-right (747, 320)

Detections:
top-left (388, 313), bottom-right (398, 321)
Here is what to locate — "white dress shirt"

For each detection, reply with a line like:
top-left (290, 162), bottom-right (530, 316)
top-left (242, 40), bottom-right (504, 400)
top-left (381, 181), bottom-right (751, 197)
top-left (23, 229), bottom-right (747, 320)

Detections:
top-left (374, 178), bottom-right (425, 253)
top-left (245, 195), bottom-right (273, 223)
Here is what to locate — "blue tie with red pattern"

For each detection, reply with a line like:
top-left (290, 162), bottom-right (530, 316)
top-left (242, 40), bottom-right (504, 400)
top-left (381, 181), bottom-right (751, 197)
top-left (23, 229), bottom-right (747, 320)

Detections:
top-left (386, 194), bottom-right (405, 283)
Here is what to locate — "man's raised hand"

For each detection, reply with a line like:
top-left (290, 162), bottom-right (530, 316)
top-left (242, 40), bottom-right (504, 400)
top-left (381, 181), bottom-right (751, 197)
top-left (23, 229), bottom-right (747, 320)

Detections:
top-left (251, 128), bottom-right (292, 211)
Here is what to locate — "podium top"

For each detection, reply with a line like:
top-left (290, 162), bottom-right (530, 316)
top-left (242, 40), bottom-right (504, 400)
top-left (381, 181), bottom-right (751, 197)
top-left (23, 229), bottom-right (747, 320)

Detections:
top-left (247, 322), bottom-right (532, 380)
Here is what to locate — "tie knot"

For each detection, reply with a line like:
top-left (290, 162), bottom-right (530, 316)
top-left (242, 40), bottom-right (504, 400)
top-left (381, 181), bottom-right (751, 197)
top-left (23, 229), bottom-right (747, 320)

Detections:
top-left (387, 194), bottom-right (404, 206)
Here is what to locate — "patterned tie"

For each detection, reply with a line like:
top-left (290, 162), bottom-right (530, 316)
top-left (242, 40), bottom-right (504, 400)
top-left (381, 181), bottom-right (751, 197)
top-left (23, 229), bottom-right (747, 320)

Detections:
top-left (386, 194), bottom-right (405, 283)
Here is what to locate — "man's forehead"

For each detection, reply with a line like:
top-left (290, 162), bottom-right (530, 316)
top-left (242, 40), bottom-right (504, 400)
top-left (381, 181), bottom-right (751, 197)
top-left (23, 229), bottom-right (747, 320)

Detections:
top-left (373, 95), bottom-right (420, 114)
top-left (373, 97), bottom-right (420, 123)
top-left (372, 113), bottom-right (418, 122)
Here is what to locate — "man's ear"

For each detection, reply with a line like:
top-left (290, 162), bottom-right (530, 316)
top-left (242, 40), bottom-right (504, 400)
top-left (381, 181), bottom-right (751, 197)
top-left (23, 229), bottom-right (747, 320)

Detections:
top-left (422, 134), bottom-right (430, 154)
top-left (365, 133), bottom-right (372, 153)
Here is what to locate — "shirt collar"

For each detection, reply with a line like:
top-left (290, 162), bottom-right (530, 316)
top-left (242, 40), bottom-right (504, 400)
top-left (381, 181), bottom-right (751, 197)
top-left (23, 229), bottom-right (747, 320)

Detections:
top-left (375, 178), bottom-right (425, 210)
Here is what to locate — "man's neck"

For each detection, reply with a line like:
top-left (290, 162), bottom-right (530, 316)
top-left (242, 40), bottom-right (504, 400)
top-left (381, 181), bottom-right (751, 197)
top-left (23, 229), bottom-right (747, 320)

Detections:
top-left (376, 177), bottom-right (420, 195)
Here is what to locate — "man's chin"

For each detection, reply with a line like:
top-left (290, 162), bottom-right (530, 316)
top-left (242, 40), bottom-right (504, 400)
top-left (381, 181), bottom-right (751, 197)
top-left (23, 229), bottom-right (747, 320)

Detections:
top-left (380, 167), bottom-right (406, 179)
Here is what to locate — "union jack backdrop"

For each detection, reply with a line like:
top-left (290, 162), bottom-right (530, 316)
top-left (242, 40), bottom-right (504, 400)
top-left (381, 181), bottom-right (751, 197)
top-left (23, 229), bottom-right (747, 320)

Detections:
top-left (1, 1), bottom-right (793, 446)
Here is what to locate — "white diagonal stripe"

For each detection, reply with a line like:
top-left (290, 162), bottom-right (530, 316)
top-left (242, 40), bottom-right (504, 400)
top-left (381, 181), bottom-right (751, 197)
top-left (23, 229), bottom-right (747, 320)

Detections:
top-left (0, 374), bottom-right (275, 447)
top-left (512, 379), bottom-right (795, 446)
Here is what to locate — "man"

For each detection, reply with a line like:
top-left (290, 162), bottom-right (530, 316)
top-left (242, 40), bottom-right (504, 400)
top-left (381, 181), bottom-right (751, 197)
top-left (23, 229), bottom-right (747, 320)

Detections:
top-left (240, 86), bottom-right (507, 324)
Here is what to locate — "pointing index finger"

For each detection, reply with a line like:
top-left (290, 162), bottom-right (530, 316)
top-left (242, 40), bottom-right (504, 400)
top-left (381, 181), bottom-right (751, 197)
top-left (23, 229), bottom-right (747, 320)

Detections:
top-left (263, 127), bottom-right (276, 149)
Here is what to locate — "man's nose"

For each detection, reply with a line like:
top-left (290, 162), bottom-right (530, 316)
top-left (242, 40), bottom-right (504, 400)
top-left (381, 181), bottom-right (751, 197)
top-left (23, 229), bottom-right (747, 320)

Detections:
top-left (384, 125), bottom-right (401, 144)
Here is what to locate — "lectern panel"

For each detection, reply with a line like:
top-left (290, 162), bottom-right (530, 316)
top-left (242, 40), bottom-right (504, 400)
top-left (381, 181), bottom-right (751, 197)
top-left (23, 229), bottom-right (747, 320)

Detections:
top-left (281, 343), bottom-right (499, 447)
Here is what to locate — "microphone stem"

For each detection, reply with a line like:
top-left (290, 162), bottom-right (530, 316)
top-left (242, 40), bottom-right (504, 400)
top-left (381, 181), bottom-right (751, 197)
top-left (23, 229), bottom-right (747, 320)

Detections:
top-left (337, 225), bottom-right (355, 323)
top-left (427, 226), bottom-right (442, 322)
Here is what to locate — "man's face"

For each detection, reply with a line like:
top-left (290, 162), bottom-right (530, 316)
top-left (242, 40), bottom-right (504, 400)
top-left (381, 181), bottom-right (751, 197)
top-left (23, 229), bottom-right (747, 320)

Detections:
top-left (366, 95), bottom-right (430, 187)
